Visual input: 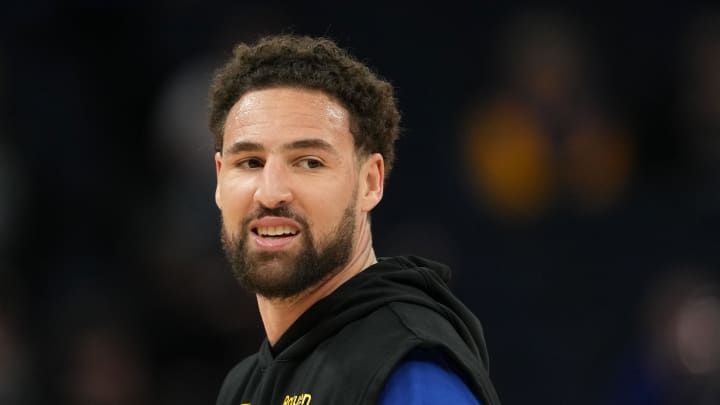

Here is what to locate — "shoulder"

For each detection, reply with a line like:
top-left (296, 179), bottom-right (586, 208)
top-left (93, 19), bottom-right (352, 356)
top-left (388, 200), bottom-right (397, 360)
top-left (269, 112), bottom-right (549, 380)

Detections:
top-left (377, 349), bottom-right (482, 405)
top-left (385, 301), bottom-right (472, 355)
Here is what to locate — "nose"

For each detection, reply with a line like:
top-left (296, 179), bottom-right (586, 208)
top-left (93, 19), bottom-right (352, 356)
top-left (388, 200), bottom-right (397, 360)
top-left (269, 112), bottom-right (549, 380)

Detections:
top-left (254, 158), bottom-right (293, 208)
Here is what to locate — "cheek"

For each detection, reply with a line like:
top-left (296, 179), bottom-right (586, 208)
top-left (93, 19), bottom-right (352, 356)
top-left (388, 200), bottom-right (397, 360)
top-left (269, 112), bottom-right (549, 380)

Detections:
top-left (305, 181), bottom-right (358, 224)
top-left (219, 178), bottom-right (256, 220)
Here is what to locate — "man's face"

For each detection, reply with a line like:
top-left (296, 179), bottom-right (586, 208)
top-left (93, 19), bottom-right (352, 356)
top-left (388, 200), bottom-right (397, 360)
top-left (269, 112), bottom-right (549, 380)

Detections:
top-left (215, 87), bottom-right (366, 299)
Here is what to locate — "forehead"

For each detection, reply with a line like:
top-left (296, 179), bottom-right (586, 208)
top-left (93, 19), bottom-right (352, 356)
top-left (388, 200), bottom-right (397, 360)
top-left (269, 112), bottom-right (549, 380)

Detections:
top-left (222, 87), bottom-right (353, 150)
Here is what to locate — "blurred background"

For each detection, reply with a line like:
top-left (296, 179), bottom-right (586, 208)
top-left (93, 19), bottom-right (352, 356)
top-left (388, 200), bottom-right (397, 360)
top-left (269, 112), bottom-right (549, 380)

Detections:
top-left (1, 1), bottom-right (720, 404)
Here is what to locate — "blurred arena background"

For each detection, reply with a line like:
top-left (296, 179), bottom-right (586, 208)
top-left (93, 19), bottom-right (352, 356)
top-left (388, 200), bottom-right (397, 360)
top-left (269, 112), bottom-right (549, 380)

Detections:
top-left (1, 2), bottom-right (719, 404)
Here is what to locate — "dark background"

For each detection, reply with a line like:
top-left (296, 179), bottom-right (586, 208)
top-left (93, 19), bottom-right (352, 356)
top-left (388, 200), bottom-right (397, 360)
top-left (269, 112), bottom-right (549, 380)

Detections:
top-left (1, 2), bottom-right (719, 404)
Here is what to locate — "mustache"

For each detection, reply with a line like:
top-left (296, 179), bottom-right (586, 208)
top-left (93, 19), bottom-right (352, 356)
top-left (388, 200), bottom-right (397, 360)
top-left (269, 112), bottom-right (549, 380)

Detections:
top-left (241, 205), bottom-right (307, 228)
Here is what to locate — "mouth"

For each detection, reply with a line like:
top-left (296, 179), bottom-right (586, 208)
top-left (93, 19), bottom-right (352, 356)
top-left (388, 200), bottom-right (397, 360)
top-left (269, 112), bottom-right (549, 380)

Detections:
top-left (247, 216), bottom-right (303, 251)
top-left (252, 225), bottom-right (300, 238)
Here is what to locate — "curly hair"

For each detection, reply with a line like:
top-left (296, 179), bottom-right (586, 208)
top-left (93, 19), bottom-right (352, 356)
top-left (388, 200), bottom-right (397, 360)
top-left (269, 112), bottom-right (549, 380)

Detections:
top-left (208, 34), bottom-right (401, 177)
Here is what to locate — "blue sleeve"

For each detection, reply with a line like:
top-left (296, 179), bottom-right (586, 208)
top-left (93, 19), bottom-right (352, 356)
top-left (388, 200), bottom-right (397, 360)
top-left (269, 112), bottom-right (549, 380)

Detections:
top-left (377, 349), bottom-right (482, 405)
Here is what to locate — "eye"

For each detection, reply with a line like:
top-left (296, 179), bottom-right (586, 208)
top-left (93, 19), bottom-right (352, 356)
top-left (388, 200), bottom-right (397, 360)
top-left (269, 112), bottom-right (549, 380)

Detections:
top-left (236, 158), bottom-right (264, 169)
top-left (297, 157), bottom-right (325, 169)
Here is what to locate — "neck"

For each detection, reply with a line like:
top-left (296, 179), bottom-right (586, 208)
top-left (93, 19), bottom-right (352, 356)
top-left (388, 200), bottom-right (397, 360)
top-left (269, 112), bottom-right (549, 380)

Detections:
top-left (257, 219), bottom-right (376, 346)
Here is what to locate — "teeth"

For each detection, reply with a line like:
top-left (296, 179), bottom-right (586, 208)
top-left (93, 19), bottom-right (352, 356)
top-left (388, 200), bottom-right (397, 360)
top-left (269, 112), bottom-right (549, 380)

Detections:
top-left (257, 226), bottom-right (298, 236)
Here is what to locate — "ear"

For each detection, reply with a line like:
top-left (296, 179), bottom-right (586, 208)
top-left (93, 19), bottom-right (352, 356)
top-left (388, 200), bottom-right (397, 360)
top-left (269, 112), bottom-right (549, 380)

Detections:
top-left (214, 152), bottom-right (223, 209)
top-left (359, 153), bottom-right (384, 213)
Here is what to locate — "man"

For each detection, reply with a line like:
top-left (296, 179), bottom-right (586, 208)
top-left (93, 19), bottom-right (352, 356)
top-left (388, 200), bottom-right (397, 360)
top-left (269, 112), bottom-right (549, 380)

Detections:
top-left (209, 34), bottom-right (501, 405)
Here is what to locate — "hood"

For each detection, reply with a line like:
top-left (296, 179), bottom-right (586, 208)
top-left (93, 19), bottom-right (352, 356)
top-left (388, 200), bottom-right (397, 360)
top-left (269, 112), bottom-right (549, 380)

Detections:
top-left (259, 255), bottom-right (490, 370)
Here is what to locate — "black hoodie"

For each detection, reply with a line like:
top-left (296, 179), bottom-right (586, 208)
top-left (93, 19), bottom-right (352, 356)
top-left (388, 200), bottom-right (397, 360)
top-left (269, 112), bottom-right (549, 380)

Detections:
top-left (216, 256), bottom-right (502, 405)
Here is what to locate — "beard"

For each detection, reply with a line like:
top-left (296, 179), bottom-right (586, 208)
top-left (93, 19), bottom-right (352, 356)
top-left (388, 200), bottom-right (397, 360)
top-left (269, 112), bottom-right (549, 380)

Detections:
top-left (220, 201), bottom-right (356, 300)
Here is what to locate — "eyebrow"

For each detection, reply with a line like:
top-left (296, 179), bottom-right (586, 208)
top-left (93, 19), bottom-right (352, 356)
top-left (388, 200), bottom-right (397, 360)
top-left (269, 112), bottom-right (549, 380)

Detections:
top-left (285, 139), bottom-right (336, 155)
top-left (225, 138), bottom-right (339, 157)
top-left (225, 141), bottom-right (263, 155)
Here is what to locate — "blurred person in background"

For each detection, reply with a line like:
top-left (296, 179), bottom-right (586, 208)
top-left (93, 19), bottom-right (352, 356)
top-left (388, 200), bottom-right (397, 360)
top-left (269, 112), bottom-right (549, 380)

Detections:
top-left (605, 267), bottom-right (720, 405)
top-left (208, 34), bottom-right (501, 405)
top-left (460, 11), bottom-right (633, 221)
top-left (128, 7), bottom-right (291, 403)
top-left (140, 54), bottom-right (266, 405)
top-left (144, 54), bottom-right (263, 344)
